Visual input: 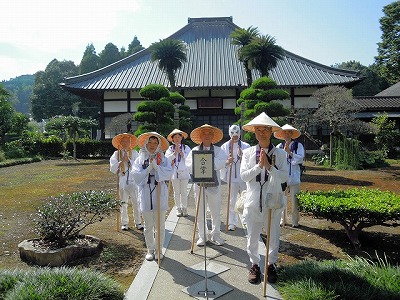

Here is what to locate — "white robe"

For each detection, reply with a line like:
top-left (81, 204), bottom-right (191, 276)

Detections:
top-left (132, 149), bottom-right (173, 212)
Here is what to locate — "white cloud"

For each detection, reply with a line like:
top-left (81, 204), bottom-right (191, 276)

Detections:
top-left (1, 1), bottom-right (141, 55)
top-left (0, 0), bottom-right (142, 79)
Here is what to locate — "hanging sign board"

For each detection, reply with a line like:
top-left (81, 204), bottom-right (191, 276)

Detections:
top-left (191, 150), bottom-right (215, 184)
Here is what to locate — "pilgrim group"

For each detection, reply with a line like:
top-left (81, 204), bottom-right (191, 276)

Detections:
top-left (109, 112), bottom-right (304, 285)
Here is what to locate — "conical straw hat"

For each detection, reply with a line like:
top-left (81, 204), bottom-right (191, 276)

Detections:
top-left (242, 112), bottom-right (281, 133)
top-left (190, 124), bottom-right (223, 145)
top-left (274, 124), bottom-right (301, 140)
top-left (137, 132), bottom-right (169, 151)
top-left (112, 133), bottom-right (137, 149)
top-left (167, 128), bottom-right (188, 142)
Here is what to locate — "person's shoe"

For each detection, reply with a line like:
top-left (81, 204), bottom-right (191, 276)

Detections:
top-left (292, 224), bottom-right (299, 228)
top-left (260, 233), bottom-right (267, 246)
top-left (176, 207), bottom-right (183, 217)
top-left (135, 223), bottom-right (144, 230)
top-left (228, 224), bottom-right (236, 231)
top-left (155, 251), bottom-right (164, 261)
top-left (267, 264), bottom-right (278, 283)
top-left (182, 208), bottom-right (188, 217)
top-left (121, 224), bottom-right (129, 231)
top-left (210, 236), bottom-right (224, 246)
top-left (145, 250), bottom-right (154, 261)
top-left (248, 264), bottom-right (261, 284)
top-left (196, 237), bottom-right (205, 247)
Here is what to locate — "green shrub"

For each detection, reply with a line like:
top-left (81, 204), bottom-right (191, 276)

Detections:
top-left (312, 152), bottom-right (330, 166)
top-left (297, 188), bottom-right (400, 247)
top-left (251, 77), bottom-right (277, 89)
top-left (0, 268), bottom-right (124, 299)
top-left (139, 83), bottom-right (170, 100)
top-left (34, 190), bottom-right (120, 248)
top-left (333, 135), bottom-right (360, 170)
top-left (65, 138), bottom-right (113, 159)
top-left (0, 150), bottom-right (6, 162)
top-left (3, 140), bottom-right (29, 159)
top-left (38, 135), bottom-right (64, 157)
top-left (278, 255), bottom-right (400, 300)
top-left (359, 150), bottom-right (389, 168)
top-left (240, 88), bottom-right (258, 100)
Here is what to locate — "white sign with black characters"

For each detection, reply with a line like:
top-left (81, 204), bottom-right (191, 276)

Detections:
top-left (191, 150), bottom-right (215, 184)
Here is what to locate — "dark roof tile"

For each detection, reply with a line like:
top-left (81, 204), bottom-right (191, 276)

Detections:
top-left (61, 17), bottom-right (362, 93)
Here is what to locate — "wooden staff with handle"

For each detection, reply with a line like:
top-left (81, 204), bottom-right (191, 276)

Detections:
top-left (282, 187), bottom-right (288, 226)
top-left (167, 144), bottom-right (175, 196)
top-left (225, 141), bottom-right (234, 232)
top-left (116, 148), bottom-right (122, 232)
top-left (157, 183), bottom-right (161, 267)
top-left (190, 183), bottom-right (202, 254)
top-left (116, 175), bottom-right (121, 231)
top-left (156, 153), bottom-right (161, 268)
top-left (263, 208), bottom-right (272, 297)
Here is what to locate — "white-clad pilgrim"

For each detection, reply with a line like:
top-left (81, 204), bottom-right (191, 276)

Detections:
top-left (275, 124), bottom-right (305, 227)
top-left (132, 132), bottom-right (173, 261)
top-left (220, 124), bottom-right (250, 231)
top-left (240, 112), bottom-right (289, 284)
top-left (109, 133), bottom-right (143, 231)
top-left (165, 129), bottom-right (191, 217)
top-left (185, 124), bottom-right (228, 246)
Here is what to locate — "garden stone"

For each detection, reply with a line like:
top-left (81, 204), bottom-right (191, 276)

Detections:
top-left (18, 235), bottom-right (102, 267)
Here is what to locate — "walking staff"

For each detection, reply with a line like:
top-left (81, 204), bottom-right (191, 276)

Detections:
top-left (263, 209), bottom-right (272, 297)
top-left (165, 129), bottom-right (191, 218)
top-left (190, 184), bottom-right (202, 254)
top-left (240, 112), bottom-right (289, 290)
top-left (186, 124), bottom-right (227, 246)
top-left (275, 124), bottom-right (305, 228)
top-left (220, 125), bottom-right (250, 231)
top-left (225, 141), bottom-right (234, 232)
top-left (131, 132), bottom-right (172, 263)
top-left (109, 133), bottom-right (142, 231)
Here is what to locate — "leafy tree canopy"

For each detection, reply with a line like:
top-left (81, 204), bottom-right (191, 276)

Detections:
top-left (31, 59), bottom-right (99, 121)
top-left (333, 61), bottom-right (389, 96)
top-left (79, 43), bottom-right (100, 74)
top-left (98, 43), bottom-right (121, 69)
top-left (239, 35), bottom-right (284, 77)
top-left (375, 1), bottom-right (400, 84)
top-left (133, 84), bottom-right (191, 137)
top-left (45, 115), bottom-right (98, 160)
top-left (148, 39), bottom-right (187, 91)
top-left (2, 75), bottom-right (34, 114)
top-left (236, 77), bottom-right (289, 143)
top-left (230, 26), bottom-right (260, 86)
top-left (0, 84), bottom-right (14, 145)
top-left (126, 36), bottom-right (145, 57)
top-left (312, 85), bottom-right (362, 134)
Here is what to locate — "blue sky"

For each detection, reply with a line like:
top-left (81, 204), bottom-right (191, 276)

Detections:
top-left (0, 0), bottom-right (394, 81)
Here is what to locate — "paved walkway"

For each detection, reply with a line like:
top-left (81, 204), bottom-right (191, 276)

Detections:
top-left (126, 184), bottom-right (283, 300)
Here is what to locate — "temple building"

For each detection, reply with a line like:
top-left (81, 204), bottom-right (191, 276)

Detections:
top-left (61, 17), bottom-right (363, 143)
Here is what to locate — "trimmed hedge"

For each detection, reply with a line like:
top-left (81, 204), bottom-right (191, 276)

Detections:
top-left (298, 188), bottom-right (400, 247)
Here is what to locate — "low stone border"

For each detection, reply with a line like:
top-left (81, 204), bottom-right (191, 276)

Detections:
top-left (18, 235), bottom-right (103, 267)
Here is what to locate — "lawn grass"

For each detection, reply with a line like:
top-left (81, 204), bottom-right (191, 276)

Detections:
top-left (0, 267), bottom-right (125, 300)
top-left (278, 255), bottom-right (400, 300)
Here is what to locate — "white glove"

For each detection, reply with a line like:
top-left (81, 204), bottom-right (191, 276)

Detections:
top-left (152, 159), bottom-right (159, 170)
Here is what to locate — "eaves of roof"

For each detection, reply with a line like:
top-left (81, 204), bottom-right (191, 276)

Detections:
top-left (60, 17), bottom-right (363, 98)
top-left (354, 96), bottom-right (400, 110)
